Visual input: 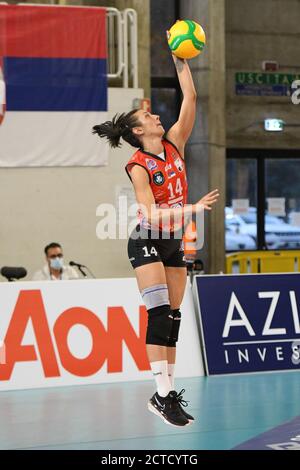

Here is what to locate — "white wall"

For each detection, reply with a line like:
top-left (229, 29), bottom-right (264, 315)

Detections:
top-left (0, 88), bottom-right (143, 281)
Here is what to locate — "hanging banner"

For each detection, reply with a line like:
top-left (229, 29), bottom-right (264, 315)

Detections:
top-left (0, 4), bottom-right (109, 167)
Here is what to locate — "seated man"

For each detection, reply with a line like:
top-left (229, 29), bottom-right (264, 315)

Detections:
top-left (32, 242), bottom-right (79, 281)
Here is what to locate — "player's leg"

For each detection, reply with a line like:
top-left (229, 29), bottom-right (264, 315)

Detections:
top-left (128, 230), bottom-right (189, 426)
top-left (134, 262), bottom-right (188, 426)
top-left (165, 263), bottom-right (195, 422)
top-left (134, 261), bottom-right (169, 369)
top-left (165, 266), bottom-right (187, 387)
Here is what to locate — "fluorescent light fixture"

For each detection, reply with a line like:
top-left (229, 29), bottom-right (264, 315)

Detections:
top-left (264, 119), bottom-right (284, 132)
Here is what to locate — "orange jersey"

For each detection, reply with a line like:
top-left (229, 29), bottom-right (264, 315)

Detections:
top-left (183, 220), bottom-right (197, 261)
top-left (125, 139), bottom-right (188, 230)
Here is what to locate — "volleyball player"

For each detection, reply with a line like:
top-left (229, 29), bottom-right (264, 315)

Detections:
top-left (93, 53), bottom-right (219, 427)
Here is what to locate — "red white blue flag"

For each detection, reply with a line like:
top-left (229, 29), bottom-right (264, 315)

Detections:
top-left (0, 5), bottom-right (108, 166)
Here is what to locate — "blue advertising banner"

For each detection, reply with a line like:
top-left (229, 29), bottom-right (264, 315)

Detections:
top-left (235, 84), bottom-right (289, 96)
top-left (193, 274), bottom-right (300, 375)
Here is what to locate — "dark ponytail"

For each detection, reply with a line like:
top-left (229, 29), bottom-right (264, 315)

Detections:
top-left (92, 109), bottom-right (142, 149)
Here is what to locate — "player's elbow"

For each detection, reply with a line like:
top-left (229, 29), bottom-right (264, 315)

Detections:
top-left (139, 202), bottom-right (158, 224)
top-left (188, 91), bottom-right (197, 102)
top-left (183, 91), bottom-right (197, 104)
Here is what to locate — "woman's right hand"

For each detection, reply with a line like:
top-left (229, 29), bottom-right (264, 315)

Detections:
top-left (193, 189), bottom-right (220, 212)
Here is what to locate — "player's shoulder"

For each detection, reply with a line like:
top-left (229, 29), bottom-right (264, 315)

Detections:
top-left (127, 147), bottom-right (144, 164)
top-left (163, 136), bottom-right (184, 159)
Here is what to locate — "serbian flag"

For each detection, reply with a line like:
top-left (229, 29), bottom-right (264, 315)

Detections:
top-left (0, 5), bottom-right (108, 167)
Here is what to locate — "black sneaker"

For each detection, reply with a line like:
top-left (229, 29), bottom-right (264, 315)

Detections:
top-left (170, 389), bottom-right (195, 422)
top-left (148, 391), bottom-right (189, 427)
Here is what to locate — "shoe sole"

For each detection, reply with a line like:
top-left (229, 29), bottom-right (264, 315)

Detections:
top-left (183, 416), bottom-right (195, 423)
top-left (180, 411), bottom-right (195, 423)
top-left (147, 402), bottom-right (190, 427)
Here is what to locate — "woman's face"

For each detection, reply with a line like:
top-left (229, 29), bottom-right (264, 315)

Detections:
top-left (133, 109), bottom-right (165, 139)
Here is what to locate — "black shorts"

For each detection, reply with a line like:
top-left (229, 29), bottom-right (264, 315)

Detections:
top-left (127, 225), bottom-right (187, 269)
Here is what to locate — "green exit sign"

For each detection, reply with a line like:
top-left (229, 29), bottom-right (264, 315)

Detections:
top-left (236, 72), bottom-right (300, 86)
top-left (235, 72), bottom-right (300, 96)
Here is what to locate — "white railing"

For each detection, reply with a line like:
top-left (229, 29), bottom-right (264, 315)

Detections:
top-left (0, 3), bottom-right (138, 88)
top-left (106, 7), bottom-right (138, 88)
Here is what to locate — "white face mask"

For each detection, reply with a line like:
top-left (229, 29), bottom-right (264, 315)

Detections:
top-left (50, 257), bottom-right (64, 270)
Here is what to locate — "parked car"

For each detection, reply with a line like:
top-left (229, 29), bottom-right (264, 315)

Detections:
top-left (225, 208), bottom-right (283, 250)
top-left (225, 227), bottom-right (256, 251)
top-left (240, 211), bottom-right (300, 249)
top-left (288, 211), bottom-right (300, 227)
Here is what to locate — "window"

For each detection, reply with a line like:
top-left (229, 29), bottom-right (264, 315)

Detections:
top-left (265, 158), bottom-right (300, 249)
top-left (226, 158), bottom-right (257, 251)
top-left (151, 88), bottom-right (178, 132)
top-left (226, 149), bottom-right (300, 252)
top-left (150, 0), bottom-right (178, 78)
top-left (150, 0), bottom-right (180, 131)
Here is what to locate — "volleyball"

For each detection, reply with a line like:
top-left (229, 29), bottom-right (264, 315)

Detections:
top-left (167, 20), bottom-right (206, 59)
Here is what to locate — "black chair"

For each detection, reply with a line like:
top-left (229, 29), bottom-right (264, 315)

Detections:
top-left (193, 259), bottom-right (204, 274)
top-left (0, 266), bottom-right (27, 282)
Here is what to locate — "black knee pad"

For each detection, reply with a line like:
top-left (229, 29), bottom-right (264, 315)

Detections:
top-left (146, 304), bottom-right (173, 346)
top-left (167, 309), bottom-right (182, 347)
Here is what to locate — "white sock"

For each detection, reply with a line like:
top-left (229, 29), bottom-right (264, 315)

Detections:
top-left (150, 360), bottom-right (171, 397)
top-left (168, 363), bottom-right (175, 390)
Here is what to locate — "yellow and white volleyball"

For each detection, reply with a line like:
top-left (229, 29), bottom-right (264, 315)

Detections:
top-left (167, 20), bottom-right (206, 59)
